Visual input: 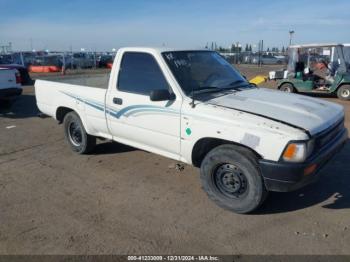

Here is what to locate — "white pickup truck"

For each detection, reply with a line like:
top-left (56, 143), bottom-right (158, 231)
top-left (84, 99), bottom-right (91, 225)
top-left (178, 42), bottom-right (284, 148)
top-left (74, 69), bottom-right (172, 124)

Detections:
top-left (35, 47), bottom-right (348, 213)
top-left (0, 68), bottom-right (22, 107)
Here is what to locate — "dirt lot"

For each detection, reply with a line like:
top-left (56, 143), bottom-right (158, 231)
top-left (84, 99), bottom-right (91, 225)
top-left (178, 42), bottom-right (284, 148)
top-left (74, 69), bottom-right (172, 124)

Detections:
top-left (0, 65), bottom-right (349, 254)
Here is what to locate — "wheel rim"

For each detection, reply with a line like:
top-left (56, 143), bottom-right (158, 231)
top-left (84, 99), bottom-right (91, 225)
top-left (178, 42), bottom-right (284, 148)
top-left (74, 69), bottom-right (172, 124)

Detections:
top-left (213, 164), bottom-right (248, 198)
top-left (341, 89), bottom-right (350, 98)
top-left (282, 86), bottom-right (292, 92)
top-left (68, 122), bottom-right (83, 146)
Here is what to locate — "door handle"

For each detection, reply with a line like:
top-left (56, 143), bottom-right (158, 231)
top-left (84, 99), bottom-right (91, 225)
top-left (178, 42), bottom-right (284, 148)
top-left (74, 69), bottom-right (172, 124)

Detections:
top-left (113, 97), bottom-right (123, 105)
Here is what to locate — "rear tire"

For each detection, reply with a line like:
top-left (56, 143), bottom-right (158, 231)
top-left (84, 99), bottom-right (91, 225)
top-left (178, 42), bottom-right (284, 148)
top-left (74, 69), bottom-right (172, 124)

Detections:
top-left (337, 85), bottom-right (350, 100)
top-left (279, 83), bottom-right (295, 93)
top-left (200, 144), bottom-right (268, 214)
top-left (63, 111), bottom-right (96, 154)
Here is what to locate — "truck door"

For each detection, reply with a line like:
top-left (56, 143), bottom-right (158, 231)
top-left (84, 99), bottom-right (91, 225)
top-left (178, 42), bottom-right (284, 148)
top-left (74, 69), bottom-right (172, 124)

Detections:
top-left (106, 51), bottom-right (181, 160)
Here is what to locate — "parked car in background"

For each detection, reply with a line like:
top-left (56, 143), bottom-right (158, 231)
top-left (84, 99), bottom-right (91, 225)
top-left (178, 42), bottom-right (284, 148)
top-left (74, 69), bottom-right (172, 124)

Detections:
top-left (0, 54), bottom-right (14, 64)
top-left (0, 68), bottom-right (22, 107)
top-left (29, 55), bottom-right (62, 73)
top-left (72, 52), bottom-right (95, 69)
top-left (97, 54), bottom-right (114, 68)
top-left (33, 55), bottom-right (62, 67)
top-left (252, 54), bottom-right (285, 65)
top-left (0, 64), bottom-right (33, 85)
top-left (13, 52), bottom-right (37, 68)
top-left (1, 54), bottom-right (33, 85)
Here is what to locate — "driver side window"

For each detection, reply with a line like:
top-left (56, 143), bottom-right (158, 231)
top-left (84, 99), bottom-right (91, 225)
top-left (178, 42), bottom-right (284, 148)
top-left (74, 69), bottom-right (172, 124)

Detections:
top-left (117, 52), bottom-right (169, 95)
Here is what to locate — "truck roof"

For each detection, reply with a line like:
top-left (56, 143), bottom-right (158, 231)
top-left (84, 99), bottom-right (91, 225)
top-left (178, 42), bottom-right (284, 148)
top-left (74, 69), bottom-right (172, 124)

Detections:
top-left (117, 47), bottom-right (210, 53)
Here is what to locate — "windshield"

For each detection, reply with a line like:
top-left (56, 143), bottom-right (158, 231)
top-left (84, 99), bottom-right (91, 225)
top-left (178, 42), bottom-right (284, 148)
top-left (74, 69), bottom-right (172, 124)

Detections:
top-left (344, 46), bottom-right (350, 71)
top-left (162, 51), bottom-right (249, 95)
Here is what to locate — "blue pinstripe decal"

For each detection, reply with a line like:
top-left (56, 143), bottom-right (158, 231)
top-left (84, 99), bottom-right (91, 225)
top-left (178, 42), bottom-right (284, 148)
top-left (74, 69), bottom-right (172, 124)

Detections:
top-left (60, 91), bottom-right (179, 118)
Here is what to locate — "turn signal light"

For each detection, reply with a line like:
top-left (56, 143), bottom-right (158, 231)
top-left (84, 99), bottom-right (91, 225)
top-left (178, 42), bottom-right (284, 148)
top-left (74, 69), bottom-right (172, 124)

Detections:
top-left (282, 143), bottom-right (307, 162)
top-left (283, 144), bottom-right (297, 158)
top-left (304, 164), bottom-right (317, 176)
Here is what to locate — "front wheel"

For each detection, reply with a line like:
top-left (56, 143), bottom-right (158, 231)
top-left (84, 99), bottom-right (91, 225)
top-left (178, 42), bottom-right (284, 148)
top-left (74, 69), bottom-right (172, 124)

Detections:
top-left (337, 85), bottom-right (350, 100)
top-left (63, 111), bottom-right (96, 154)
top-left (279, 83), bottom-right (295, 93)
top-left (200, 144), bottom-right (268, 214)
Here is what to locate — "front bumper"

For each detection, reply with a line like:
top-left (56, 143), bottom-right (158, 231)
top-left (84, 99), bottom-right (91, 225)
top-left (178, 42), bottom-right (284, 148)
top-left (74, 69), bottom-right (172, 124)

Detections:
top-left (259, 128), bottom-right (348, 192)
top-left (0, 88), bottom-right (23, 101)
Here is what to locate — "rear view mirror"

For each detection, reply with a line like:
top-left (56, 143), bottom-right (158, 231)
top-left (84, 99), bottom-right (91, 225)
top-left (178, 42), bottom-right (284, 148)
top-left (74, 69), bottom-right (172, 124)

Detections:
top-left (150, 89), bottom-right (175, 101)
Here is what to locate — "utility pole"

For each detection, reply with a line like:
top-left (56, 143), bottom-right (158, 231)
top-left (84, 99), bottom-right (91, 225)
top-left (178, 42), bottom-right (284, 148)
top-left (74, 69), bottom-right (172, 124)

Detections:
top-left (69, 44), bottom-right (73, 70)
top-left (289, 30), bottom-right (295, 46)
top-left (258, 40), bottom-right (264, 67)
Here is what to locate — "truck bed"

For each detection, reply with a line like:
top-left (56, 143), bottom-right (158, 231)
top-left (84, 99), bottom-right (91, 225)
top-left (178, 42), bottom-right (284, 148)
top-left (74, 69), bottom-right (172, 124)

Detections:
top-left (35, 73), bottom-right (110, 89)
top-left (35, 78), bottom-right (110, 138)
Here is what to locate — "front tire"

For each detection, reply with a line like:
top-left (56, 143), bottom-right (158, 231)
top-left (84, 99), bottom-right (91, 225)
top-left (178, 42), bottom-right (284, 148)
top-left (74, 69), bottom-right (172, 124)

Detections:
top-left (337, 85), bottom-right (350, 100)
top-left (279, 83), bottom-right (295, 93)
top-left (200, 144), bottom-right (268, 214)
top-left (63, 111), bottom-right (96, 154)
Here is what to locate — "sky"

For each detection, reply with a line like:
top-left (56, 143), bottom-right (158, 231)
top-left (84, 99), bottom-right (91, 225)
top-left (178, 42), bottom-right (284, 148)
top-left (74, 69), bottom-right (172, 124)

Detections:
top-left (0, 0), bottom-right (349, 51)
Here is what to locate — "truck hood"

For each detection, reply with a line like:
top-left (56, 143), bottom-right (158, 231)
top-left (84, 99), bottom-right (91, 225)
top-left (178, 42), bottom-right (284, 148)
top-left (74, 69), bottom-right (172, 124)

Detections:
top-left (208, 88), bottom-right (344, 135)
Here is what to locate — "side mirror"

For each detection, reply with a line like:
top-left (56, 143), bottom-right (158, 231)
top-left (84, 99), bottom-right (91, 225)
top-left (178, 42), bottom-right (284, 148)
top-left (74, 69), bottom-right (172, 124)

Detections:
top-left (150, 89), bottom-right (175, 101)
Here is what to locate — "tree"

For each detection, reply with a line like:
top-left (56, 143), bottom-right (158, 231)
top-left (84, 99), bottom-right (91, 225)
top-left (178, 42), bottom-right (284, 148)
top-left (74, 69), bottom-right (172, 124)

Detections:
top-left (249, 44), bottom-right (252, 52)
top-left (230, 43), bottom-right (236, 52)
top-left (245, 44), bottom-right (249, 52)
top-left (282, 46), bottom-right (285, 53)
top-left (218, 46), bottom-right (226, 52)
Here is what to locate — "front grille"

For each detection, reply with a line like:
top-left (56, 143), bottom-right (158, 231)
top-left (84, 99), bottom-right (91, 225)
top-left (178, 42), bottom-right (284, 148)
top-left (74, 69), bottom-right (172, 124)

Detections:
top-left (315, 118), bottom-right (345, 149)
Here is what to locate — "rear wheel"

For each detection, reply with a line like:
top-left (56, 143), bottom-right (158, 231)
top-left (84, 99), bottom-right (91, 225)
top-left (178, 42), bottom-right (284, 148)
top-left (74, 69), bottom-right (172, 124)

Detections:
top-left (337, 85), bottom-right (350, 100)
top-left (279, 83), bottom-right (295, 93)
top-left (63, 111), bottom-right (96, 154)
top-left (200, 144), bottom-right (268, 214)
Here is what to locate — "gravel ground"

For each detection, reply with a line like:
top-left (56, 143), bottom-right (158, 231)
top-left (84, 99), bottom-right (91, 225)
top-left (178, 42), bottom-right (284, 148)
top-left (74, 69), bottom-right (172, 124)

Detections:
top-left (0, 65), bottom-right (349, 254)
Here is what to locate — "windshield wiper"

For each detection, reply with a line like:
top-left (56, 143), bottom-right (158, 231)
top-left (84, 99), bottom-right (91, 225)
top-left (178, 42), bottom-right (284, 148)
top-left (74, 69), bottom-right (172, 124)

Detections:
top-left (189, 86), bottom-right (239, 107)
top-left (226, 79), bottom-right (251, 89)
top-left (189, 82), bottom-right (250, 108)
top-left (192, 85), bottom-right (243, 95)
top-left (190, 86), bottom-right (222, 95)
top-left (189, 86), bottom-right (232, 108)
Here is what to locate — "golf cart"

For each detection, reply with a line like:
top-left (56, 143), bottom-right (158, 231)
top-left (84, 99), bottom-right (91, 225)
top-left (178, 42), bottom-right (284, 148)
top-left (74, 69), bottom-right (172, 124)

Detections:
top-left (344, 43), bottom-right (350, 71)
top-left (273, 44), bottom-right (350, 100)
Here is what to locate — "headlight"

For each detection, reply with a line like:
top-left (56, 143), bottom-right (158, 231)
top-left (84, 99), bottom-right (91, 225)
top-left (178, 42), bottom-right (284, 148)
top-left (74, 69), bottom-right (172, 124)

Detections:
top-left (282, 140), bottom-right (315, 162)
